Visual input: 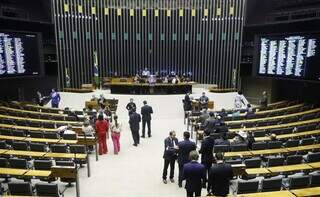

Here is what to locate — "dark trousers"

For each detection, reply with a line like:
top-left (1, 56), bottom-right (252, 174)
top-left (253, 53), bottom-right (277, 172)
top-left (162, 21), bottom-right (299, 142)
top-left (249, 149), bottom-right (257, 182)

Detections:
top-left (131, 129), bottom-right (140, 145)
top-left (186, 189), bottom-right (201, 197)
top-left (162, 158), bottom-right (175, 180)
top-left (51, 102), bottom-right (59, 108)
top-left (202, 162), bottom-right (212, 183)
top-left (142, 119), bottom-right (151, 136)
top-left (178, 163), bottom-right (184, 186)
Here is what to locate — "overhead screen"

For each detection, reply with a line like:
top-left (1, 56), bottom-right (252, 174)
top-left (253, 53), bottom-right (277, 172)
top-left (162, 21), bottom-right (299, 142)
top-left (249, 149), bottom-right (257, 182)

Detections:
top-left (256, 33), bottom-right (320, 82)
top-left (0, 31), bottom-right (42, 77)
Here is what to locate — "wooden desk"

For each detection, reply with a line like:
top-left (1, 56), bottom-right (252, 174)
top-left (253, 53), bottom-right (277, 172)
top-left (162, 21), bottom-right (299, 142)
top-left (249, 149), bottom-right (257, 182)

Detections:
top-left (291, 187), bottom-right (320, 196)
top-left (229, 118), bottom-right (320, 132)
top-left (268, 164), bottom-right (312, 173)
top-left (254, 130), bottom-right (320, 142)
top-left (307, 162), bottom-right (320, 169)
top-left (286, 144), bottom-right (320, 152)
top-left (0, 123), bottom-right (57, 132)
top-left (24, 169), bottom-right (52, 177)
top-left (226, 108), bottom-right (320, 125)
top-left (0, 114), bottom-right (82, 125)
top-left (0, 106), bottom-right (66, 117)
top-left (237, 190), bottom-right (295, 197)
top-left (250, 148), bottom-right (289, 156)
top-left (26, 137), bottom-right (60, 144)
top-left (0, 167), bottom-right (28, 176)
top-left (44, 152), bottom-right (86, 160)
top-left (0, 135), bottom-right (27, 141)
top-left (224, 151), bottom-right (253, 158)
top-left (245, 168), bottom-right (270, 175)
top-left (4, 150), bottom-right (47, 157)
top-left (0, 149), bottom-right (8, 154)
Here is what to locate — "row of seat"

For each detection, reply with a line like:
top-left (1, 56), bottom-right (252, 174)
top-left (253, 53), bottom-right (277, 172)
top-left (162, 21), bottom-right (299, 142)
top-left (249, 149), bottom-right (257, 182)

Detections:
top-left (0, 129), bottom-right (78, 140)
top-left (1, 181), bottom-right (61, 197)
top-left (0, 141), bottom-right (86, 154)
top-left (215, 137), bottom-right (319, 153)
top-left (227, 108), bottom-right (320, 129)
top-left (225, 152), bottom-right (320, 168)
top-left (236, 173), bottom-right (320, 194)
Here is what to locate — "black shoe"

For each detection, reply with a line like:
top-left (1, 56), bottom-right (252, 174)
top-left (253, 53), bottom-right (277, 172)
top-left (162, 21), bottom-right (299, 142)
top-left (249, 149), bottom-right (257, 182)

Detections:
top-left (148, 135), bottom-right (152, 138)
top-left (163, 179), bottom-right (167, 184)
top-left (133, 144), bottom-right (137, 146)
top-left (141, 135), bottom-right (145, 138)
top-left (170, 179), bottom-right (174, 183)
top-left (178, 184), bottom-right (182, 188)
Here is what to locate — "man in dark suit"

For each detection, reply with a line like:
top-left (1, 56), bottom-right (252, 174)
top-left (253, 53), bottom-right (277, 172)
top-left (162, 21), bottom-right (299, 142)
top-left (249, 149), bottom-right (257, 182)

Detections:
top-left (126, 98), bottom-right (136, 116)
top-left (129, 108), bottom-right (141, 146)
top-left (199, 132), bottom-right (215, 180)
top-left (184, 92), bottom-right (192, 111)
top-left (207, 152), bottom-right (233, 197)
top-left (182, 150), bottom-right (206, 197)
top-left (162, 131), bottom-right (179, 184)
top-left (203, 112), bottom-right (217, 135)
top-left (177, 131), bottom-right (196, 187)
top-left (141, 100), bottom-right (153, 138)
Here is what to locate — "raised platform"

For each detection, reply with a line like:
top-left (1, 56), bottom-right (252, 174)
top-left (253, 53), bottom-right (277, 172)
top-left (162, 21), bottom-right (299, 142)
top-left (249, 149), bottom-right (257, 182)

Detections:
top-left (109, 82), bottom-right (195, 94)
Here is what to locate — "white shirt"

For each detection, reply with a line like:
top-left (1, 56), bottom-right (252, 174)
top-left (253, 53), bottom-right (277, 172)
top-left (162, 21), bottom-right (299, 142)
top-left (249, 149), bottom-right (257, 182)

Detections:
top-left (111, 122), bottom-right (122, 133)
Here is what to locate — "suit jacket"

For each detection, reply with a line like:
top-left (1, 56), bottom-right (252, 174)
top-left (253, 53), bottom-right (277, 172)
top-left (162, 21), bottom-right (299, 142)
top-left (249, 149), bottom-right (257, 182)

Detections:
top-left (126, 102), bottom-right (136, 113)
top-left (129, 112), bottom-right (141, 131)
top-left (203, 117), bottom-right (217, 132)
top-left (184, 95), bottom-right (192, 111)
top-left (177, 140), bottom-right (196, 165)
top-left (208, 162), bottom-right (233, 196)
top-left (141, 105), bottom-right (153, 121)
top-left (163, 137), bottom-right (179, 160)
top-left (182, 161), bottom-right (206, 192)
top-left (199, 112), bottom-right (210, 125)
top-left (199, 136), bottom-right (215, 164)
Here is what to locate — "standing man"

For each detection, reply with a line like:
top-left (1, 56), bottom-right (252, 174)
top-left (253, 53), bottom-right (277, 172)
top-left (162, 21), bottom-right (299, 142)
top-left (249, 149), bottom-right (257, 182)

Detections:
top-left (129, 108), bottom-right (141, 146)
top-left (50, 88), bottom-right (61, 108)
top-left (207, 152), bottom-right (233, 197)
top-left (162, 131), bottom-right (179, 184)
top-left (182, 150), bottom-right (206, 197)
top-left (199, 132), bottom-right (215, 181)
top-left (184, 92), bottom-right (192, 111)
top-left (177, 131), bottom-right (196, 187)
top-left (199, 92), bottom-right (209, 110)
top-left (141, 100), bottom-right (153, 138)
top-left (126, 98), bottom-right (136, 116)
top-left (260, 91), bottom-right (268, 109)
top-left (234, 91), bottom-right (246, 110)
top-left (203, 112), bottom-right (217, 135)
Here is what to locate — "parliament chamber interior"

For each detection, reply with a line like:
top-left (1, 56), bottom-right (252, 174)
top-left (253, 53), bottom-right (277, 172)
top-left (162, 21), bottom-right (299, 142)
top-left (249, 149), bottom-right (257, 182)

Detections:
top-left (0, 0), bottom-right (320, 197)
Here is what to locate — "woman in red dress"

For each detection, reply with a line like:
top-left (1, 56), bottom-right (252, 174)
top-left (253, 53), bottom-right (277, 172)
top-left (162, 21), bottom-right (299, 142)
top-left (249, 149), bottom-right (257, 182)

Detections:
top-left (95, 113), bottom-right (109, 155)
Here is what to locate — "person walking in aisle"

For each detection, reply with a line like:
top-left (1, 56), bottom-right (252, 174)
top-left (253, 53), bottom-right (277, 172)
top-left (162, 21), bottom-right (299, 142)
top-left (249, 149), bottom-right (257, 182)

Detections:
top-left (50, 88), bottom-right (61, 108)
top-left (141, 100), bottom-right (153, 138)
top-left (95, 113), bottom-right (109, 155)
top-left (177, 131), bottom-right (196, 188)
top-left (162, 131), bottom-right (179, 184)
top-left (129, 108), bottom-right (141, 146)
top-left (182, 150), bottom-right (206, 197)
top-left (126, 98), bottom-right (136, 116)
top-left (111, 115), bottom-right (122, 154)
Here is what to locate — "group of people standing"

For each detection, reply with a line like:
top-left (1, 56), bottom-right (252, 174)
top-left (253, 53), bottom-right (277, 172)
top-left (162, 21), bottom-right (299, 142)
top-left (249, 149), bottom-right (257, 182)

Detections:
top-left (126, 98), bottom-right (153, 146)
top-left (162, 131), bottom-right (233, 197)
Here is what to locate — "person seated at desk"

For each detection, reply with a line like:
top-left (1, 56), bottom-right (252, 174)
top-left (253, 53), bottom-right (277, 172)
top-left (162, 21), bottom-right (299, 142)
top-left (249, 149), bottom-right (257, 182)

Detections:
top-left (214, 132), bottom-right (230, 146)
top-left (91, 95), bottom-right (97, 101)
top-left (199, 108), bottom-right (209, 126)
top-left (259, 91), bottom-right (268, 109)
top-left (58, 124), bottom-right (76, 136)
top-left (219, 108), bottom-right (228, 119)
top-left (98, 94), bottom-right (107, 108)
top-left (231, 130), bottom-right (247, 146)
top-left (142, 67), bottom-right (150, 77)
top-left (163, 75), bottom-right (169, 84)
top-left (134, 74), bottom-right (141, 83)
top-left (172, 75), bottom-right (181, 84)
top-left (245, 104), bottom-right (255, 118)
top-left (199, 92), bottom-right (209, 110)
